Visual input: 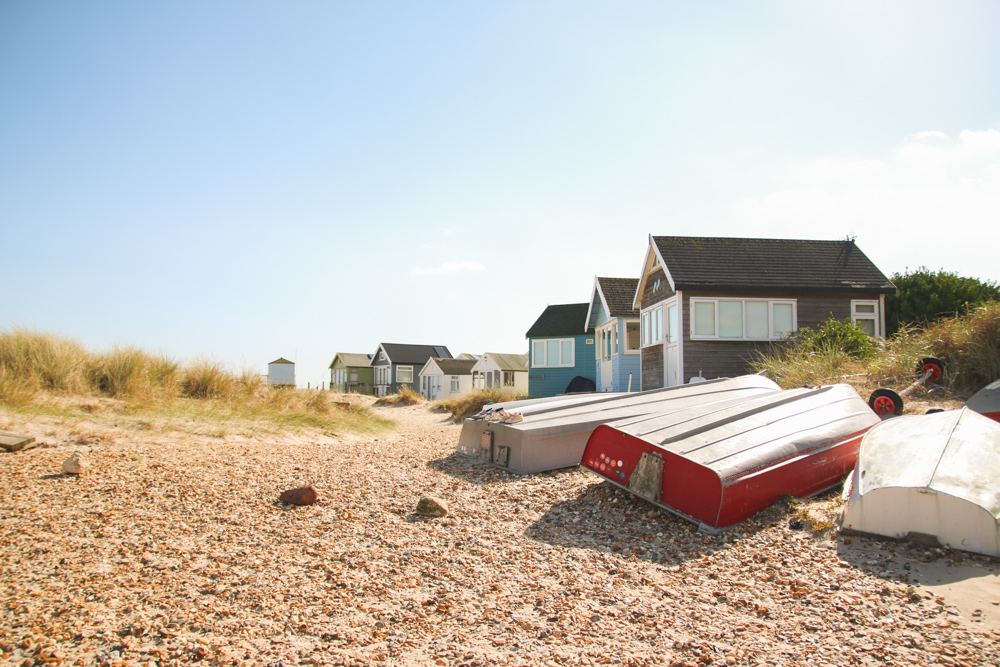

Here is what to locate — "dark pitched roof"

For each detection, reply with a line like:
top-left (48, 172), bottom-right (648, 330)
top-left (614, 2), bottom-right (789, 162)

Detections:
top-left (526, 303), bottom-right (594, 338)
top-left (269, 357), bottom-right (294, 365)
top-left (652, 236), bottom-right (896, 294)
top-left (379, 343), bottom-right (452, 365)
top-left (597, 277), bottom-right (640, 317)
top-left (428, 358), bottom-right (476, 375)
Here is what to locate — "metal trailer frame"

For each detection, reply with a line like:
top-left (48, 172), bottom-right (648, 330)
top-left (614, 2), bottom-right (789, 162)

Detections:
top-left (456, 376), bottom-right (781, 474)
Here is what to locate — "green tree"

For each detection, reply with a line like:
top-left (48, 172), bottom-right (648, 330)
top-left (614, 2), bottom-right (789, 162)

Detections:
top-left (886, 268), bottom-right (1000, 335)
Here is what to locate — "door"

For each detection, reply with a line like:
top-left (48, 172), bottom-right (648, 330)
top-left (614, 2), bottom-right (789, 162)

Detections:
top-left (599, 323), bottom-right (614, 392)
top-left (664, 301), bottom-right (680, 386)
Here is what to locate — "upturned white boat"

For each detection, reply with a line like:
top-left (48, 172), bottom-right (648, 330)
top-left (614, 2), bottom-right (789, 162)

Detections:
top-left (456, 376), bottom-right (781, 474)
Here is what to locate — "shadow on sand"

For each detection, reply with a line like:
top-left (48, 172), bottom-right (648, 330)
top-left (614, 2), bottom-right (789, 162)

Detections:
top-left (524, 478), bottom-right (797, 567)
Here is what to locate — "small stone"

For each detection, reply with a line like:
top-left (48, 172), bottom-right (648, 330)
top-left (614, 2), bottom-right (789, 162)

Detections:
top-left (279, 486), bottom-right (319, 506)
top-left (62, 451), bottom-right (89, 475)
top-left (416, 496), bottom-right (449, 517)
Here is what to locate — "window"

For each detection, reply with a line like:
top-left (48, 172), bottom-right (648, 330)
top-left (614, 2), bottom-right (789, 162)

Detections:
top-left (625, 321), bottom-right (640, 353)
top-left (532, 339), bottom-right (575, 368)
top-left (640, 306), bottom-right (663, 347)
top-left (597, 323), bottom-right (617, 361)
top-left (690, 299), bottom-right (797, 340)
top-left (852, 300), bottom-right (880, 338)
top-left (450, 376), bottom-right (459, 392)
top-left (349, 370), bottom-right (357, 382)
top-left (396, 366), bottom-right (413, 383)
top-left (503, 371), bottom-right (515, 387)
top-left (378, 351), bottom-right (385, 361)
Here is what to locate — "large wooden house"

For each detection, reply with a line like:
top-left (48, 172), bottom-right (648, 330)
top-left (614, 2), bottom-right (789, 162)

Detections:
top-left (633, 236), bottom-right (896, 388)
top-left (525, 303), bottom-right (596, 397)
top-left (586, 277), bottom-right (641, 392)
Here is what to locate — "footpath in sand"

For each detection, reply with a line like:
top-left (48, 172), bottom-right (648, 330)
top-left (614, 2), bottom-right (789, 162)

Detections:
top-left (1, 398), bottom-right (999, 666)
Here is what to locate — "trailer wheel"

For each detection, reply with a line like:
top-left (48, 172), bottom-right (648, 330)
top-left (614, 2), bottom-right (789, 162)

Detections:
top-left (917, 357), bottom-right (945, 383)
top-left (869, 388), bottom-right (904, 417)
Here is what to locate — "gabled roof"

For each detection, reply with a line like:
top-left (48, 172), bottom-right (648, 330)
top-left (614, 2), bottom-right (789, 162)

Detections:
top-left (525, 303), bottom-right (594, 338)
top-left (638, 236), bottom-right (895, 299)
top-left (374, 343), bottom-right (453, 366)
top-left (587, 277), bottom-right (640, 328)
top-left (484, 352), bottom-right (529, 372)
top-left (426, 358), bottom-right (477, 375)
top-left (269, 357), bottom-right (294, 365)
top-left (328, 352), bottom-right (373, 369)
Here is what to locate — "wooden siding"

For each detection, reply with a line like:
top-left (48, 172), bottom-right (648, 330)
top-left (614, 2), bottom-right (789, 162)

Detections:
top-left (641, 344), bottom-right (664, 390)
top-left (639, 267), bottom-right (675, 309)
top-left (680, 291), bottom-right (865, 381)
top-left (527, 334), bottom-right (596, 398)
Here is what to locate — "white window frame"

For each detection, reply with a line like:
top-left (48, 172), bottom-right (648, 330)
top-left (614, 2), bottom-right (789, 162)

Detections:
top-left (450, 376), bottom-right (459, 392)
top-left (531, 338), bottom-right (576, 368)
top-left (396, 366), bottom-right (413, 383)
top-left (596, 322), bottom-right (616, 361)
top-left (689, 298), bottom-right (797, 340)
top-left (624, 320), bottom-right (641, 355)
top-left (851, 300), bottom-right (881, 338)
top-left (640, 305), bottom-right (663, 347)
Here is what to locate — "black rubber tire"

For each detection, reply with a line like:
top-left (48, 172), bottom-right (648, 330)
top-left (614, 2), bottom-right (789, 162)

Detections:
top-left (869, 388), bottom-right (904, 417)
top-left (917, 357), bottom-right (945, 383)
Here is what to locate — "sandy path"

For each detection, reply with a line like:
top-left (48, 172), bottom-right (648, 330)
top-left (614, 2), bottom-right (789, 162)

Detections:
top-left (1, 400), bottom-right (998, 666)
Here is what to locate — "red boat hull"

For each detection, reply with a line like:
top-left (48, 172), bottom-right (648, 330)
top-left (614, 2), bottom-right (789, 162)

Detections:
top-left (584, 426), bottom-right (867, 528)
top-left (580, 384), bottom-right (880, 530)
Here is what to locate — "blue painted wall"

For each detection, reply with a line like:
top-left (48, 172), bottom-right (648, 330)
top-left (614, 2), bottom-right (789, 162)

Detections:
top-left (613, 331), bottom-right (641, 392)
top-left (591, 296), bottom-right (641, 392)
top-left (527, 334), bottom-right (596, 397)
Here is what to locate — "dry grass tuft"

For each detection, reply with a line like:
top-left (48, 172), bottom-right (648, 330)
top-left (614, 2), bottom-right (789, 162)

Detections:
top-left (0, 327), bottom-right (393, 436)
top-left (433, 387), bottom-right (525, 421)
top-left (374, 384), bottom-right (425, 406)
top-left (753, 302), bottom-right (1000, 404)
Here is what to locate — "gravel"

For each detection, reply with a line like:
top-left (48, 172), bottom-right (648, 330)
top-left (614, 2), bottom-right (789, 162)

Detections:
top-left (2, 400), bottom-right (998, 666)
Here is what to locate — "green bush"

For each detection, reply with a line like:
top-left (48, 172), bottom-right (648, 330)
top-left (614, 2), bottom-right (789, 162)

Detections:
top-left (887, 267), bottom-right (1000, 335)
top-left (793, 318), bottom-right (877, 360)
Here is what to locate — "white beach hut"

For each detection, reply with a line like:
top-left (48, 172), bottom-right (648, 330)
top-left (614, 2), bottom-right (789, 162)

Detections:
top-left (268, 357), bottom-right (295, 387)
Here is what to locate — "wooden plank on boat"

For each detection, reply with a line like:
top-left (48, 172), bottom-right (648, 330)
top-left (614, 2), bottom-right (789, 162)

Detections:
top-left (0, 431), bottom-right (37, 452)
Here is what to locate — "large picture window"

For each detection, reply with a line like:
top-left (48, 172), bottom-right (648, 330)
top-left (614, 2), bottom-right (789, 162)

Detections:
top-left (690, 299), bottom-right (797, 340)
top-left (396, 366), bottom-right (413, 383)
top-left (532, 339), bottom-right (575, 368)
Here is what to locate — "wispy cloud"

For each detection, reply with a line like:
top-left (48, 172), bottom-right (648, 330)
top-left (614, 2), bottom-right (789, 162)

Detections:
top-left (722, 128), bottom-right (1000, 281)
top-left (410, 260), bottom-right (486, 276)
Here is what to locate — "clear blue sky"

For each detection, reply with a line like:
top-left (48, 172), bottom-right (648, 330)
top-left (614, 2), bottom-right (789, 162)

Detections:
top-left (2, 1), bottom-right (998, 388)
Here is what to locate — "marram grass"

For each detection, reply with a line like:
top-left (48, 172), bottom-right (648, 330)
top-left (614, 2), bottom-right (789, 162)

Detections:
top-left (0, 328), bottom-right (393, 436)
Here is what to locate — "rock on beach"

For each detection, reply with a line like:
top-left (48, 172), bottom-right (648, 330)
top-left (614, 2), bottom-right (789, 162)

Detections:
top-left (279, 485), bottom-right (319, 505)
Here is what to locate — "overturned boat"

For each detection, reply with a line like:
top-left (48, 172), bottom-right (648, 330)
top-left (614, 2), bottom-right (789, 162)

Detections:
top-left (841, 408), bottom-right (1000, 557)
top-left (456, 376), bottom-right (781, 474)
top-left (967, 379), bottom-right (1000, 423)
top-left (581, 384), bottom-right (880, 531)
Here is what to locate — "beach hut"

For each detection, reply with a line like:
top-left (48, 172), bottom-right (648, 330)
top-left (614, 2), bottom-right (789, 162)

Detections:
top-left (841, 408), bottom-right (1000, 557)
top-left (267, 358), bottom-right (295, 387)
